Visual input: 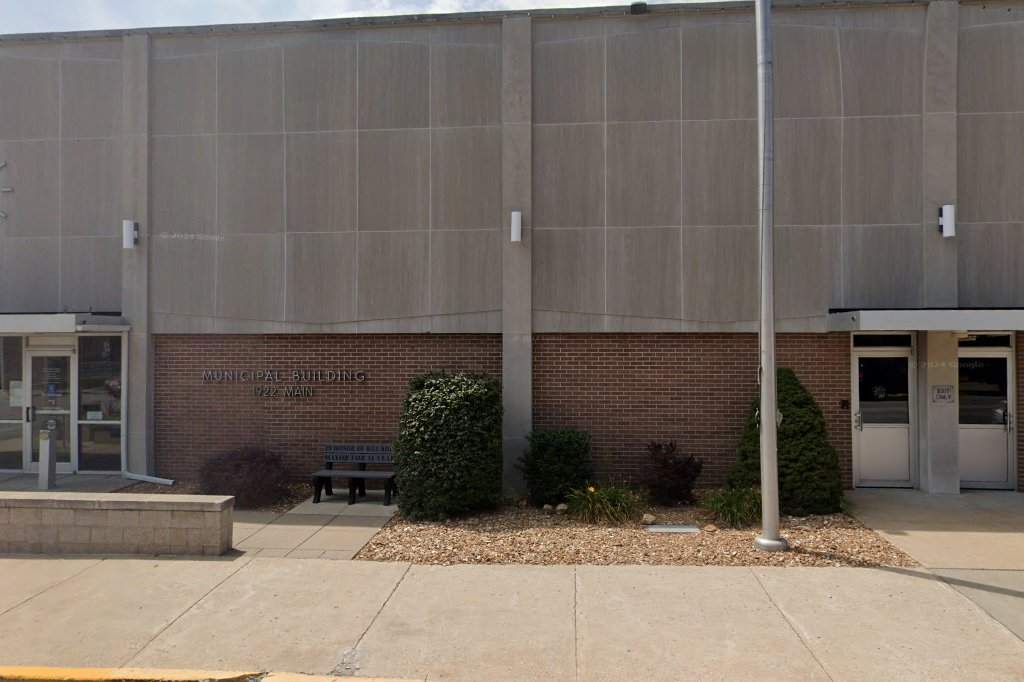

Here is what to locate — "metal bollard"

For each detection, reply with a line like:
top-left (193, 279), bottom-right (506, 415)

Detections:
top-left (38, 430), bottom-right (56, 490)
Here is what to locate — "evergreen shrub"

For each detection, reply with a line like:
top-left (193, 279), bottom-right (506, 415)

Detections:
top-left (517, 427), bottom-right (592, 506)
top-left (394, 372), bottom-right (503, 521)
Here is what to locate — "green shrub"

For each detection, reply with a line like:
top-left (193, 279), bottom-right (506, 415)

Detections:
top-left (640, 441), bottom-right (703, 505)
top-left (566, 483), bottom-right (646, 524)
top-left (517, 427), bottom-right (592, 506)
top-left (727, 367), bottom-right (844, 515)
top-left (198, 446), bottom-right (288, 509)
top-left (699, 487), bottom-right (762, 528)
top-left (394, 372), bottom-right (503, 521)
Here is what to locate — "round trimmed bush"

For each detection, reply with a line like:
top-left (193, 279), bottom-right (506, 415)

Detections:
top-left (517, 427), bottom-right (592, 507)
top-left (394, 372), bottom-right (503, 521)
top-left (727, 367), bottom-right (844, 516)
top-left (198, 446), bottom-right (289, 509)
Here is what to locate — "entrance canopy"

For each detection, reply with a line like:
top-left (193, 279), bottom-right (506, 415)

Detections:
top-left (827, 309), bottom-right (1024, 332)
top-left (0, 314), bottom-right (129, 334)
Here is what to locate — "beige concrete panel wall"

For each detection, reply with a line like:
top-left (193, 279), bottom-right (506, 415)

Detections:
top-left (286, 132), bottom-right (357, 232)
top-left (532, 123), bottom-right (604, 228)
top-left (606, 226), bottom-right (681, 319)
top-left (841, 116), bottom-right (922, 225)
top-left (838, 22), bottom-right (924, 116)
top-left (217, 46), bottom-right (283, 134)
top-left (606, 29), bottom-right (680, 123)
top-left (679, 22), bottom-right (755, 120)
top-left (151, 35), bottom-right (219, 59)
top-left (774, 118), bottom-right (841, 226)
top-left (217, 134), bottom-right (284, 235)
top-left (285, 232), bottom-right (357, 323)
top-left (775, 226), bottom-right (842, 320)
top-left (533, 228), bottom-right (604, 315)
top-left (151, 239), bottom-right (216, 317)
top-left (283, 41), bottom-right (357, 132)
top-left (773, 24), bottom-right (841, 118)
top-left (958, 224), bottom-right (1024, 308)
top-left (151, 135), bottom-right (216, 236)
top-left (430, 229), bottom-right (501, 315)
top-left (61, 138), bottom-right (121, 237)
top-left (358, 129), bottom-right (429, 231)
top-left (0, 238), bottom-right (58, 312)
top-left (680, 226), bottom-right (757, 323)
top-left (533, 37), bottom-right (604, 124)
top-left (607, 121), bottom-right (681, 228)
top-left (431, 126), bottom-right (502, 230)
top-left (151, 54), bottom-right (216, 135)
top-left (0, 57), bottom-right (59, 140)
top-left (357, 231), bottom-right (430, 320)
top-left (0, 140), bottom-right (58, 237)
top-left (958, 113), bottom-right (1024, 224)
top-left (60, 237), bottom-right (121, 312)
top-left (358, 41), bottom-right (429, 130)
top-left (60, 59), bottom-right (122, 138)
top-left (215, 234), bottom-right (285, 321)
top-left (680, 119), bottom-right (756, 227)
top-left (842, 225), bottom-right (923, 308)
top-left (431, 44), bottom-right (501, 127)
top-left (959, 21), bottom-right (1024, 114)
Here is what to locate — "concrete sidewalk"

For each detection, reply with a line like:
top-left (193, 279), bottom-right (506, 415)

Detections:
top-left (1, 556), bottom-right (1023, 681)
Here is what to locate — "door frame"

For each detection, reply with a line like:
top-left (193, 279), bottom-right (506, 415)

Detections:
top-left (23, 347), bottom-right (78, 473)
top-left (851, 340), bottom-right (918, 488)
top-left (957, 344), bottom-right (1016, 490)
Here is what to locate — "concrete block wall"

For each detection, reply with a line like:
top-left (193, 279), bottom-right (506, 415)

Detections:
top-left (0, 492), bottom-right (233, 555)
top-left (532, 333), bottom-right (852, 488)
top-left (152, 334), bottom-right (502, 480)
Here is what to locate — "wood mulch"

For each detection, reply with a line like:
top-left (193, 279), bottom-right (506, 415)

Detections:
top-left (356, 503), bottom-right (918, 568)
top-left (122, 480), bottom-right (313, 513)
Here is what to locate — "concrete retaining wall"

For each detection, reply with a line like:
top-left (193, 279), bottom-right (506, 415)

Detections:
top-left (0, 492), bottom-right (233, 556)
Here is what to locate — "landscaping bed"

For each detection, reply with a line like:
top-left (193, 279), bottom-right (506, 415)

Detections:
top-left (123, 480), bottom-right (312, 513)
top-left (356, 504), bottom-right (918, 568)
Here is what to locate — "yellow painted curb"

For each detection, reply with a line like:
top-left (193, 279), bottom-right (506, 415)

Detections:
top-left (0, 668), bottom-right (423, 682)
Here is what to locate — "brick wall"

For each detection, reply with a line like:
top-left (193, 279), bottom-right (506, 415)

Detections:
top-left (153, 334), bottom-right (501, 480)
top-left (532, 333), bottom-right (853, 488)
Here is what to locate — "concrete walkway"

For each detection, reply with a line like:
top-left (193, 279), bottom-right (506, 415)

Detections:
top-left (848, 489), bottom-right (1024, 645)
top-left (1, 555), bottom-right (1023, 680)
top-left (0, 474), bottom-right (133, 493)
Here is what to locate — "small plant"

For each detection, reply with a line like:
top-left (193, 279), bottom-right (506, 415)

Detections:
top-left (517, 427), bottom-right (592, 507)
top-left (640, 441), bottom-right (703, 505)
top-left (699, 487), bottom-right (762, 529)
top-left (565, 483), bottom-right (645, 524)
top-left (198, 446), bottom-right (289, 509)
top-left (394, 372), bottom-right (503, 521)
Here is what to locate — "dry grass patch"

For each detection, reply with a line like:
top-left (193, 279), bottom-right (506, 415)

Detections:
top-left (356, 504), bottom-right (917, 568)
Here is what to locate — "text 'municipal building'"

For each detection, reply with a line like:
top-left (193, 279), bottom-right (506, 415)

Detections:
top-left (0, 0), bottom-right (1022, 494)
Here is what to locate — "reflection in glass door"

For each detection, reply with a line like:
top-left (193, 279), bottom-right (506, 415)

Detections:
top-left (0, 338), bottom-right (24, 470)
top-left (853, 354), bottom-right (914, 487)
top-left (25, 352), bottom-right (74, 472)
top-left (959, 355), bottom-right (1013, 489)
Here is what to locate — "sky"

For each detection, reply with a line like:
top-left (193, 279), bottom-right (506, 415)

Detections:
top-left (0, 0), bottom-right (683, 34)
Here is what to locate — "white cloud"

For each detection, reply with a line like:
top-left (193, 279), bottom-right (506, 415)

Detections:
top-left (0, 0), bottom-right (675, 35)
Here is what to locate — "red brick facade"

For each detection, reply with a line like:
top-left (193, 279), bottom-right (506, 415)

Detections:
top-left (532, 333), bottom-right (853, 488)
top-left (153, 334), bottom-right (501, 481)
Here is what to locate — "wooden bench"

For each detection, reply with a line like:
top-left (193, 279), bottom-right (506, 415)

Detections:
top-left (312, 443), bottom-right (398, 506)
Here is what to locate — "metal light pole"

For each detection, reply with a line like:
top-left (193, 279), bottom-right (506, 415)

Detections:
top-left (753, 0), bottom-right (788, 553)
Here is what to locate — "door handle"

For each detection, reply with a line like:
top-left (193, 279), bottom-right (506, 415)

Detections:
top-left (25, 406), bottom-right (33, 423)
top-left (854, 412), bottom-right (863, 430)
top-left (1007, 413), bottom-right (1014, 433)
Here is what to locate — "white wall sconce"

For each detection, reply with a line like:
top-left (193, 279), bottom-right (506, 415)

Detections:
top-left (510, 211), bottom-right (522, 243)
top-left (122, 219), bottom-right (139, 249)
top-left (939, 204), bottom-right (956, 238)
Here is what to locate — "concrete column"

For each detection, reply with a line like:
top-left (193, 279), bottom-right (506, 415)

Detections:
top-left (918, 331), bottom-right (960, 493)
top-left (501, 17), bottom-right (532, 489)
top-left (921, 0), bottom-right (959, 307)
top-left (121, 35), bottom-right (152, 475)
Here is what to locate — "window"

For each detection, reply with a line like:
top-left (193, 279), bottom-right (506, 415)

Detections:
top-left (78, 336), bottom-right (122, 471)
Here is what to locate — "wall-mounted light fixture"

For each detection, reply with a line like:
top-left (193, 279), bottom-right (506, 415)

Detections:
top-left (122, 219), bottom-right (139, 249)
top-left (939, 204), bottom-right (956, 238)
top-left (510, 211), bottom-right (522, 243)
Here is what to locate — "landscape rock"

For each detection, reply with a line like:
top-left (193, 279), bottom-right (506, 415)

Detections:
top-left (641, 513), bottom-right (657, 525)
top-left (542, 504), bottom-right (554, 515)
top-left (702, 524), bottom-right (718, 533)
top-left (555, 503), bottom-right (568, 515)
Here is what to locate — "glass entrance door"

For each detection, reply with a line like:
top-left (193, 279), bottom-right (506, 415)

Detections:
top-left (853, 354), bottom-right (914, 487)
top-left (24, 351), bottom-right (74, 472)
top-left (959, 354), bottom-right (1013, 489)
